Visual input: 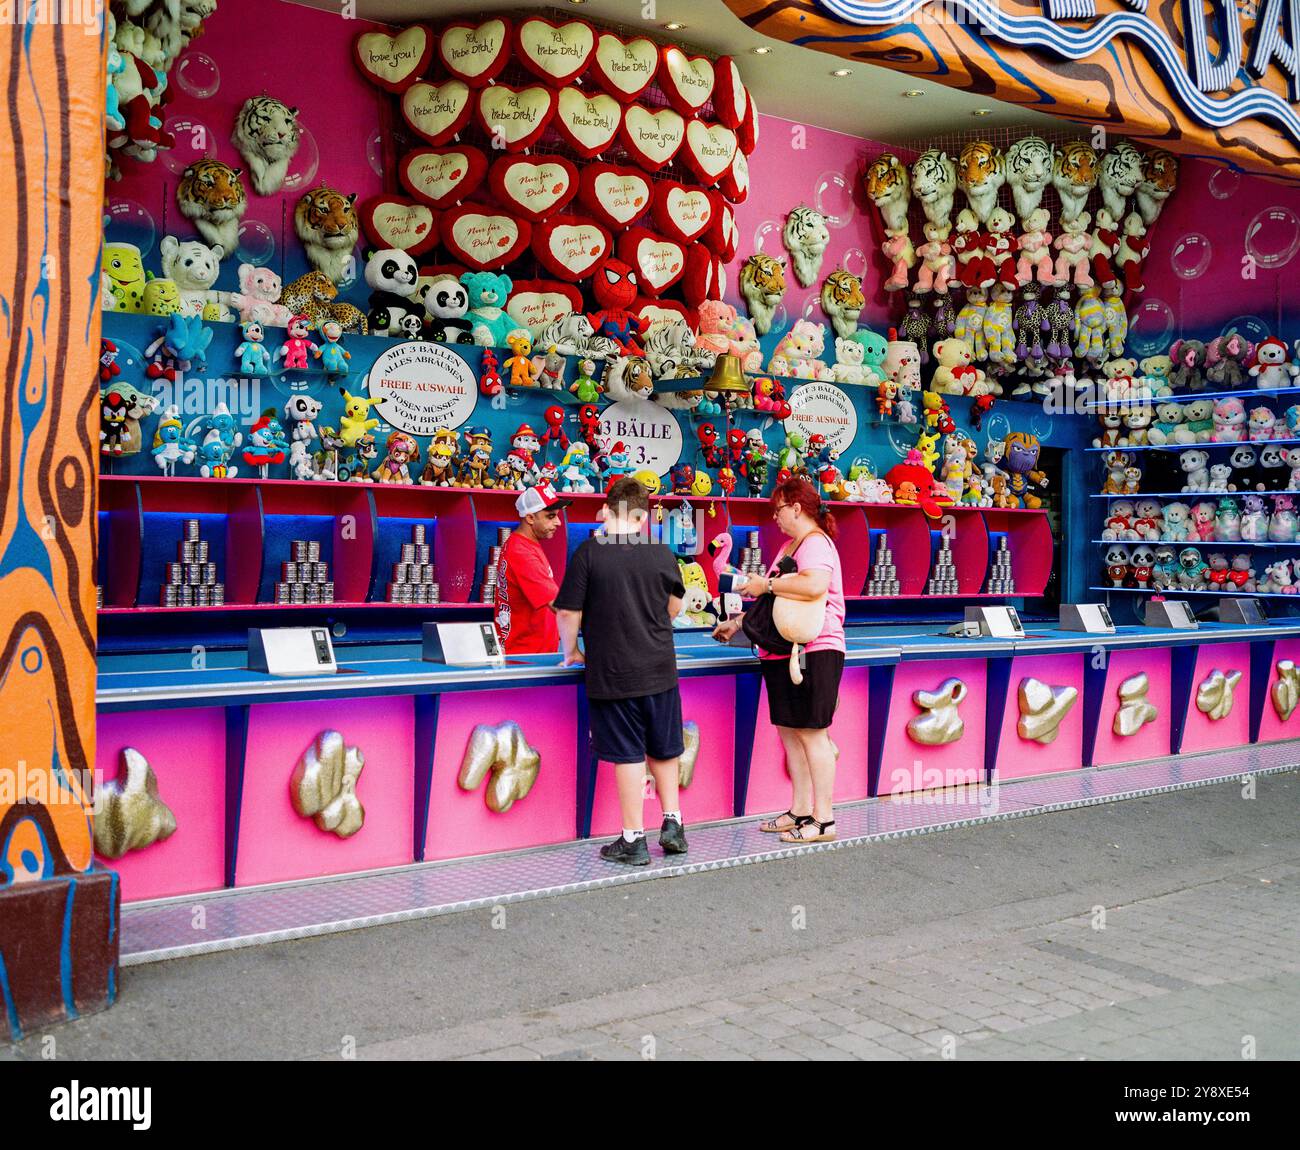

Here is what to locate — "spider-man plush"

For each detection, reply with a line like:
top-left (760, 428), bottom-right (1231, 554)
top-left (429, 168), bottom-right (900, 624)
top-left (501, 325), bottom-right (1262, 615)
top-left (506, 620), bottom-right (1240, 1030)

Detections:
top-left (586, 259), bottom-right (648, 356)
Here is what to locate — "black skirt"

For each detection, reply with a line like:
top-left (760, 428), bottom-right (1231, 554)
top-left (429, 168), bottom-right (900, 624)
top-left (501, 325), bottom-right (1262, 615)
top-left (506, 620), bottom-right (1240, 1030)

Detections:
top-left (760, 650), bottom-right (845, 730)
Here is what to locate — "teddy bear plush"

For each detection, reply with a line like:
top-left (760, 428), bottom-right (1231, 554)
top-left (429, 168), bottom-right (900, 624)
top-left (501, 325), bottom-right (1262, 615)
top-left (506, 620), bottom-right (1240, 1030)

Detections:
top-left (1147, 401), bottom-right (1195, 446)
top-left (768, 319), bottom-right (832, 380)
top-left (233, 263), bottom-right (293, 328)
top-left (696, 300), bottom-right (763, 372)
top-left (461, 271), bottom-right (516, 347)
top-left (914, 222), bottom-right (954, 295)
top-left (984, 207), bottom-right (1020, 289)
top-left (830, 336), bottom-right (871, 385)
top-left (1180, 449), bottom-right (1211, 492)
top-left (1249, 337), bottom-right (1299, 389)
top-left (159, 234), bottom-right (229, 320)
top-left (1169, 339), bottom-right (1209, 391)
top-left (1162, 501), bottom-right (1192, 541)
top-left (930, 338), bottom-right (983, 395)
top-left (1015, 207), bottom-right (1054, 285)
top-left (1183, 397), bottom-right (1216, 443)
top-left (1053, 212), bottom-right (1094, 287)
top-left (1140, 355), bottom-right (1173, 394)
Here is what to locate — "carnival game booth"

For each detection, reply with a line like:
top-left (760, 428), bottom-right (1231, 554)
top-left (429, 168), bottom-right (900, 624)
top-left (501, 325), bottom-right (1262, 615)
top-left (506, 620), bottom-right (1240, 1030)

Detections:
top-left (8, 0), bottom-right (1300, 1033)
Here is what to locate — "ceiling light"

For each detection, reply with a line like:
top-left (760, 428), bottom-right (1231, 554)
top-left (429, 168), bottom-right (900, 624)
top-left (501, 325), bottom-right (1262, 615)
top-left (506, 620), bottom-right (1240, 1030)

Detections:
top-left (750, 46), bottom-right (773, 55)
top-left (831, 68), bottom-right (853, 77)
top-left (973, 108), bottom-right (993, 117)
top-left (902, 89), bottom-right (925, 97)
top-left (664, 22), bottom-right (686, 30)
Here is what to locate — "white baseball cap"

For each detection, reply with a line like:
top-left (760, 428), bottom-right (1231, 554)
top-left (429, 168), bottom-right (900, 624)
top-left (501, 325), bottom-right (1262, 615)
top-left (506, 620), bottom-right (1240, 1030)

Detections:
top-left (516, 483), bottom-right (571, 516)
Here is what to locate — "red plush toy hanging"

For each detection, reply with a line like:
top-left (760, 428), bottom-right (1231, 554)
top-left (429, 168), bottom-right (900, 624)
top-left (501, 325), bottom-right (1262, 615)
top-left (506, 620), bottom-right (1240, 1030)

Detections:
top-left (552, 87), bottom-right (623, 158)
top-left (399, 146), bottom-right (488, 210)
top-left (577, 162), bottom-right (652, 231)
top-left (514, 15), bottom-right (596, 87)
top-left (659, 45), bottom-right (716, 118)
top-left (475, 84), bottom-right (556, 153)
top-left (440, 202), bottom-right (532, 270)
top-left (617, 227), bottom-right (686, 298)
top-left (489, 154), bottom-right (579, 223)
top-left (531, 215), bottom-right (613, 282)
top-left (586, 258), bottom-right (649, 356)
top-left (651, 182), bottom-right (716, 246)
top-left (352, 24), bottom-right (435, 93)
top-left (589, 30), bottom-right (659, 103)
top-left (437, 16), bottom-right (512, 86)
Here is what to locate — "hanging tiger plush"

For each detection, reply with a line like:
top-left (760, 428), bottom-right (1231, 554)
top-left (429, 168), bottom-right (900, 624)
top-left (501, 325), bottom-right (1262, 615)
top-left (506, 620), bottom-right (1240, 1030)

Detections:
top-left (957, 141), bottom-right (1005, 224)
top-left (910, 149), bottom-right (957, 227)
top-left (176, 159), bottom-right (247, 253)
top-left (820, 268), bottom-right (864, 340)
top-left (1136, 148), bottom-right (1179, 226)
top-left (278, 270), bottom-right (368, 335)
top-left (1098, 140), bottom-right (1143, 221)
top-left (738, 252), bottom-right (786, 335)
top-left (1006, 135), bottom-right (1054, 221)
top-left (1051, 140), bottom-right (1099, 223)
top-left (863, 152), bottom-right (910, 231)
top-left (294, 185), bottom-right (360, 285)
top-left (782, 206), bottom-right (830, 288)
top-left (232, 95), bottom-right (301, 195)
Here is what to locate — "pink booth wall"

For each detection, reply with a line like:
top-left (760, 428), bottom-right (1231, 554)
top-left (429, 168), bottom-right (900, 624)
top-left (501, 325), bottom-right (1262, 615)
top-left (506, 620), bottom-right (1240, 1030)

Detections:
top-left (995, 653), bottom-right (1085, 780)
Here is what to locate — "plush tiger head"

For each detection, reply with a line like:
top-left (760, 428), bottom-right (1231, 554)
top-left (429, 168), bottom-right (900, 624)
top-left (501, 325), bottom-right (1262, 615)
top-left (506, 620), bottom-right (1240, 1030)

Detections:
top-left (910, 149), bottom-right (956, 206)
top-left (1006, 135), bottom-right (1054, 194)
top-left (782, 206), bottom-right (830, 288)
top-left (296, 186), bottom-right (359, 246)
top-left (822, 268), bottom-right (864, 313)
top-left (1053, 140), bottom-right (1099, 194)
top-left (1140, 149), bottom-right (1179, 197)
top-left (232, 95), bottom-right (301, 195)
top-left (1100, 142), bottom-right (1143, 198)
top-left (178, 159), bottom-right (246, 214)
top-left (957, 141), bottom-right (1005, 196)
top-left (739, 252), bottom-right (786, 300)
top-left (863, 152), bottom-right (910, 210)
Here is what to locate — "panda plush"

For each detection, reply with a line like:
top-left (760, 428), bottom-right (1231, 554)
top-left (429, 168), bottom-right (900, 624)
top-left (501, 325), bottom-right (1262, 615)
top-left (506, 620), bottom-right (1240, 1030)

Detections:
top-left (423, 275), bottom-right (475, 344)
top-left (365, 248), bottom-right (422, 337)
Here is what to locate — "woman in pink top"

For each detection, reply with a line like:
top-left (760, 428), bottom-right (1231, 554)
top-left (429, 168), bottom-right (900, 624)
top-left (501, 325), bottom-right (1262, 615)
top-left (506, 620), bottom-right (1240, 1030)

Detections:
top-left (712, 478), bottom-right (846, 842)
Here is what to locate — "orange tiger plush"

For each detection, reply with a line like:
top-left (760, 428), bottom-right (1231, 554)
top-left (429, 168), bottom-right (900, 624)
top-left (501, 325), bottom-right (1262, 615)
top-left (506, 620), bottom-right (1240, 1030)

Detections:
top-left (862, 152), bottom-right (910, 231)
top-left (177, 159), bottom-right (246, 253)
top-left (957, 140), bottom-right (1004, 223)
top-left (1051, 140), bottom-right (1099, 223)
top-left (1137, 149), bottom-right (1179, 225)
top-left (294, 185), bottom-right (360, 285)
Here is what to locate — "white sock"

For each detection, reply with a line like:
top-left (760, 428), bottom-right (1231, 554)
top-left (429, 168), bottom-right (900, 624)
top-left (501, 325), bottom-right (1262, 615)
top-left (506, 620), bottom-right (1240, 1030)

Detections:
top-left (662, 811), bottom-right (681, 823)
top-left (622, 828), bottom-right (645, 843)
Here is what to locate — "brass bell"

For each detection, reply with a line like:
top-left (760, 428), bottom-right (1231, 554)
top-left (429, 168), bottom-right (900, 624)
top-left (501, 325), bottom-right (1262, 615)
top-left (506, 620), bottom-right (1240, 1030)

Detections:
top-left (705, 353), bottom-right (750, 393)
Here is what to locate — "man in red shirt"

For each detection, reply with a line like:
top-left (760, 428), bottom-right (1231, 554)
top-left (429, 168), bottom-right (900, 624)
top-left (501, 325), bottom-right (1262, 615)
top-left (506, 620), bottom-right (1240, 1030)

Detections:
top-left (494, 483), bottom-right (570, 654)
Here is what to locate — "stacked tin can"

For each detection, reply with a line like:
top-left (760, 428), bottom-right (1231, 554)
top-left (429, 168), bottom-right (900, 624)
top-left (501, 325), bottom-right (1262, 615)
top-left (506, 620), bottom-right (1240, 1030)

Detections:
top-left (738, 530), bottom-right (765, 576)
top-left (866, 532), bottom-right (900, 597)
top-left (387, 523), bottom-right (440, 604)
top-left (96, 584), bottom-right (103, 609)
top-left (481, 526), bottom-right (511, 604)
top-left (274, 538), bottom-right (334, 605)
top-left (926, 536), bottom-right (959, 596)
top-left (986, 536), bottom-right (1016, 595)
top-left (160, 519), bottom-right (225, 606)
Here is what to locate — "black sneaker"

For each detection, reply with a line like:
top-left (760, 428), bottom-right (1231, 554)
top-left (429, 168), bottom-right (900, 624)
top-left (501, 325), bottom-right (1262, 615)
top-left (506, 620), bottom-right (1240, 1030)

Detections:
top-left (599, 834), bottom-right (650, 866)
top-left (659, 816), bottom-right (688, 855)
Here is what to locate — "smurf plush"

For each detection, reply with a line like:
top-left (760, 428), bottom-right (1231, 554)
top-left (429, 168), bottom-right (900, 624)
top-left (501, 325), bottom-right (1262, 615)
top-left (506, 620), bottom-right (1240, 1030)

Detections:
top-left (461, 271), bottom-right (517, 348)
top-left (1180, 449), bottom-right (1211, 492)
top-left (365, 248), bottom-right (422, 336)
top-left (1249, 337), bottom-right (1299, 389)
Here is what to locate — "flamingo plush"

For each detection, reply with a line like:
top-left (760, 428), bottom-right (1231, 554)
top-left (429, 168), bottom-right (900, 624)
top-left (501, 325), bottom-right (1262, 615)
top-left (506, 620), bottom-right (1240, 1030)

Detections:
top-left (707, 532), bottom-right (734, 579)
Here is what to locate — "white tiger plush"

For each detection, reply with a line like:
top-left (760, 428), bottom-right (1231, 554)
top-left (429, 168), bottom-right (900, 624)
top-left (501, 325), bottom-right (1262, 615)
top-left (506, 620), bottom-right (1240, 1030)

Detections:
top-left (1099, 141), bottom-right (1144, 221)
top-left (643, 317), bottom-right (715, 380)
top-left (232, 96), bottom-right (301, 196)
top-left (1006, 135), bottom-right (1054, 222)
top-left (539, 312), bottom-right (620, 361)
top-left (910, 149), bottom-right (957, 227)
top-left (782, 206), bottom-right (830, 288)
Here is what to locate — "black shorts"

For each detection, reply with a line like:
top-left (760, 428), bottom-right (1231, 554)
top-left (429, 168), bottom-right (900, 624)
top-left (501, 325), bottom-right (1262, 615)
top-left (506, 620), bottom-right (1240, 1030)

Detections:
top-left (761, 650), bottom-right (845, 730)
top-left (589, 687), bottom-right (685, 764)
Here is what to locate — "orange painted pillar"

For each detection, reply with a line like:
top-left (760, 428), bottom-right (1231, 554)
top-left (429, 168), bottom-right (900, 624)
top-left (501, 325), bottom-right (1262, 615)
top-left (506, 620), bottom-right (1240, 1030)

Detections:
top-left (0, 10), bottom-right (118, 1038)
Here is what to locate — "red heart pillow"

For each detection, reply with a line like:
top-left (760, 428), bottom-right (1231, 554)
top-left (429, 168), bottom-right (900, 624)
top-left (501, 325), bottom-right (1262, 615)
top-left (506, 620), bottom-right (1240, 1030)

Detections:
top-left (489, 155), bottom-right (579, 223)
top-left (659, 46), bottom-right (715, 118)
top-left (506, 279), bottom-right (585, 336)
top-left (651, 182), bottom-right (716, 246)
top-left (738, 90), bottom-right (760, 155)
top-left (680, 120), bottom-right (738, 187)
top-left (617, 227), bottom-right (686, 298)
top-left (634, 297), bottom-right (698, 332)
top-left (353, 24), bottom-right (434, 93)
top-left (552, 87), bottom-right (623, 159)
top-left (702, 199), bottom-right (739, 261)
top-left (712, 56), bottom-right (749, 130)
top-left (361, 196), bottom-right (440, 257)
top-left (399, 146), bottom-right (487, 210)
top-left (718, 148), bottom-right (750, 204)
top-left (578, 163), bottom-right (651, 231)
top-left (590, 31), bottom-right (659, 102)
top-left (441, 203), bottom-right (532, 271)
top-left (514, 15), bottom-right (595, 87)
top-left (401, 80), bottom-right (473, 146)
top-left (618, 104), bottom-right (685, 173)
top-left (437, 17), bottom-right (511, 86)
top-left (532, 216), bottom-right (613, 283)
top-left (476, 84), bottom-right (556, 153)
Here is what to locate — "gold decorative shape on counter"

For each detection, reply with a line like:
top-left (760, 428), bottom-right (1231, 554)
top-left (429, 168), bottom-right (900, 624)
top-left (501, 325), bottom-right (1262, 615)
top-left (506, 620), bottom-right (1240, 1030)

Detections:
top-left (1113, 673), bottom-right (1158, 737)
top-left (291, 731), bottom-right (365, 837)
top-left (93, 748), bottom-right (177, 859)
top-left (1195, 670), bottom-right (1243, 722)
top-left (459, 721), bottom-right (540, 813)
top-left (1016, 678), bottom-right (1078, 745)
top-left (1271, 661), bottom-right (1300, 722)
top-left (907, 678), bottom-right (967, 745)
top-left (646, 721), bottom-right (700, 792)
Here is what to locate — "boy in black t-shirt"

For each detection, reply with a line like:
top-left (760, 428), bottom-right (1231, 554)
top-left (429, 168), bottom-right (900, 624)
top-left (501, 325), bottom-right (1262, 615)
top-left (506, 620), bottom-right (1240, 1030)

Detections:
top-left (556, 477), bottom-right (688, 866)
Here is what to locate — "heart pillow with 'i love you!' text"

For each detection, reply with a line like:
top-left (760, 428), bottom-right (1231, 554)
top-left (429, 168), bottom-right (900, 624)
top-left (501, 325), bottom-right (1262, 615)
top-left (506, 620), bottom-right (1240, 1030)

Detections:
top-left (353, 24), bottom-right (433, 93)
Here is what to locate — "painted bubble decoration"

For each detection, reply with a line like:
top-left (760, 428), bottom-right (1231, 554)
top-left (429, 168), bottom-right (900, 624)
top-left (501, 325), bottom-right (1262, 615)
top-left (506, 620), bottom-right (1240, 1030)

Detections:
top-left (1245, 207), bottom-right (1300, 270)
top-left (282, 125), bottom-right (321, 192)
top-left (1207, 167), bottom-right (1240, 200)
top-left (173, 51), bottom-right (220, 99)
top-left (814, 170), bottom-right (856, 228)
top-left (236, 220), bottom-right (276, 267)
top-left (1169, 233), bottom-right (1212, 279)
top-left (160, 116), bottom-right (217, 175)
top-left (105, 198), bottom-right (156, 256)
top-left (1127, 298), bottom-right (1176, 356)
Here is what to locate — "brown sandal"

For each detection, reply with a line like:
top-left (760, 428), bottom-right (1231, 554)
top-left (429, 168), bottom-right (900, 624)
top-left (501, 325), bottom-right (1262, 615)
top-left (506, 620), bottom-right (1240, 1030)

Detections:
top-left (779, 818), bottom-right (837, 844)
top-left (759, 811), bottom-right (811, 834)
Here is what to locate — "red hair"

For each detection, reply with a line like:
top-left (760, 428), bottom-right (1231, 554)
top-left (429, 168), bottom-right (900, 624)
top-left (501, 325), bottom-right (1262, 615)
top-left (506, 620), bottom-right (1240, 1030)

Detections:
top-left (770, 476), bottom-right (837, 539)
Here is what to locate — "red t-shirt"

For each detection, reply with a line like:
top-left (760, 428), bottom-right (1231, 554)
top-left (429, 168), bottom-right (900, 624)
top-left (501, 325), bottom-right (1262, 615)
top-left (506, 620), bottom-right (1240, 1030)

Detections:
top-left (495, 533), bottom-right (559, 654)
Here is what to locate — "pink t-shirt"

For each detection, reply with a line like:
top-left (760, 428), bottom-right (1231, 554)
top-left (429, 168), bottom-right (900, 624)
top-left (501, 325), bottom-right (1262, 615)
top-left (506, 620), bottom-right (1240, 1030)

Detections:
top-left (757, 531), bottom-right (846, 658)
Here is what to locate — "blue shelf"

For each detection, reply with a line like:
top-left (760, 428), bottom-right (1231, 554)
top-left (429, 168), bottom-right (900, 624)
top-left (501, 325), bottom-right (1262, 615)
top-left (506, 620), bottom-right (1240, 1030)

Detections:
top-left (1085, 436), bottom-right (1300, 453)
top-left (1091, 491), bottom-right (1299, 498)
top-left (1082, 385), bottom-right (1300, 411)
top-left (1091, 538), bottom-right (1300, 548)
top-left (1089, 585), bottom-right (1297, 598)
